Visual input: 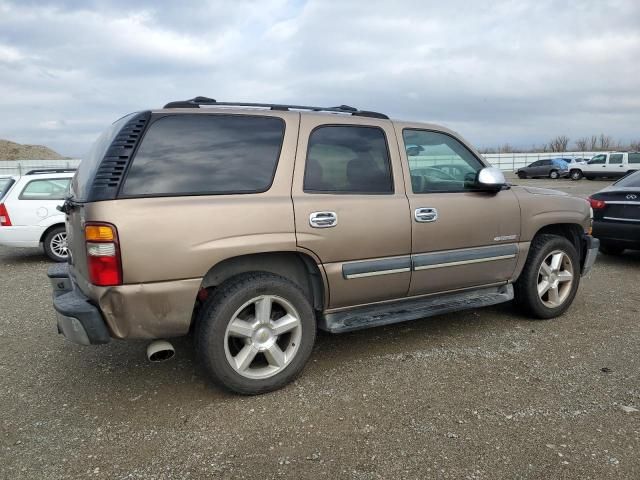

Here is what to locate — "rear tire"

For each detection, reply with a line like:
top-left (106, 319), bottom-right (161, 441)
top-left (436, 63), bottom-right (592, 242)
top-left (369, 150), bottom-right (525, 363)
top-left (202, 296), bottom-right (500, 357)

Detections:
top-left (196, 273), bottom-right (316, 395)
top-left (570, 170), bottom-right (583, 180)
top-left (514, 234), bottom-right (580, 319)
top-left (599, 242), bottom-right (625, 255)
top-left (549, 170), bottom-right (559, 179)
top-left (43, 226), bottom-right (68, 262)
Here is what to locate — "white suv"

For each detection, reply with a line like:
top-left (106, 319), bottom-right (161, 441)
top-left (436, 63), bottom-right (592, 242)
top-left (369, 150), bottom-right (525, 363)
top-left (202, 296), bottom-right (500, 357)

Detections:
top-left (0, 169), bottom-right (75, 261)
top-left (569, 152), bottom-right (640, 180)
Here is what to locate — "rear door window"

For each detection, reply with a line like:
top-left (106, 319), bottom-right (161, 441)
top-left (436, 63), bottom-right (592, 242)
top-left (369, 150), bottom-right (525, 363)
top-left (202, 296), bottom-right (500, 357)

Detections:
top-left (120, 114), bottom-right (285, 197)
top-left (19, 178), bottom-right (71, 200)
top-left (304, 126), bottom-right (393, 194)
top-left (609, 154), bottom-right (624, 164)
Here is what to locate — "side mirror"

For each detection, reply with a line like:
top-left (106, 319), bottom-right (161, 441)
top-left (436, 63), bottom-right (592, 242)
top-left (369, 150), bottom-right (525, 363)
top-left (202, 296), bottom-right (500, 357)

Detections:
top-left (475, 167), bottom-right (507, 192)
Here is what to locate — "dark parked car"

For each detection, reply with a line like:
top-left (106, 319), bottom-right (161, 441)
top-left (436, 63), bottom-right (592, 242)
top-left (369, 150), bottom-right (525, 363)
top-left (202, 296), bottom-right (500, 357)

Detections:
top-left (516, 158), bottom-right (569, 179)
top-left (589, 170), bottom-right (640, 255)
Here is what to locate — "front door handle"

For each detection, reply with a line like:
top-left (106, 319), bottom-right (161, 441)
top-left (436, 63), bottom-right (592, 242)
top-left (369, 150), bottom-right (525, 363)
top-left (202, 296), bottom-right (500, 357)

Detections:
top-left (309, 211), bottom-right (338, 228)
top-left (415, 207), bottom-right (438, 223)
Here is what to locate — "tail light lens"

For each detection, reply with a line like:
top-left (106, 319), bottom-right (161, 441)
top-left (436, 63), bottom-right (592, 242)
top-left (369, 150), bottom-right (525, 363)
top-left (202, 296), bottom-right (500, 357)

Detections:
top-left (588, 197), bottom-right (606, 210)
top-left (0, 203), bottom-right (11, 226)
top-left (85, 223), bottom-right (122, 286)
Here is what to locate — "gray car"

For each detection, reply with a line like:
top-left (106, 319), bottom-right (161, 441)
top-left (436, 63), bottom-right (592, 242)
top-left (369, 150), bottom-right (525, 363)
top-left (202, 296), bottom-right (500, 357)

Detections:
top-left (516, 159), bottom-right (569, 179)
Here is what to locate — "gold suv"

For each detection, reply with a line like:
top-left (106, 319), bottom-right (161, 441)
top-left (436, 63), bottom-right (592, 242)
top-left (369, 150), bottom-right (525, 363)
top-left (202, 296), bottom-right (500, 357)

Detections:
top-left (49, 97), bottom-right (599, 394)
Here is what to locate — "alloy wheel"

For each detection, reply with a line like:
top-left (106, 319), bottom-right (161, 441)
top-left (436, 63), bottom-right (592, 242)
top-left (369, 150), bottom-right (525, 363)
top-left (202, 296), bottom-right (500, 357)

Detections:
top-left (50, 232), bottom-right (68, 258)
top-left (224, 295), bottom-right (302, 380)
top-left (537, 250), bottom-right (574, 308)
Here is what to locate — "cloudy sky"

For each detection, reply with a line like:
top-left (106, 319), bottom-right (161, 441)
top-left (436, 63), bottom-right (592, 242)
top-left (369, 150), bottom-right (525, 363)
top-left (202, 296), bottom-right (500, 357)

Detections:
top-left (0, 0), bottom-right (639, 156)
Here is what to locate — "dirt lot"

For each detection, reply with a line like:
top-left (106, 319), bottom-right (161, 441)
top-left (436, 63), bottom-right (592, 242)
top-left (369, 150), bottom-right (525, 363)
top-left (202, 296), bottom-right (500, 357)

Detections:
top-left (1, 178), bottom-right (639, 479)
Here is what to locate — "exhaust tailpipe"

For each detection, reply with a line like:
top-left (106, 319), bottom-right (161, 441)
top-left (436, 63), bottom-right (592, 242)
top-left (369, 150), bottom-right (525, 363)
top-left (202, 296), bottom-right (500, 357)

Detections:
top-left (147, 340), bottom-right (175, 362)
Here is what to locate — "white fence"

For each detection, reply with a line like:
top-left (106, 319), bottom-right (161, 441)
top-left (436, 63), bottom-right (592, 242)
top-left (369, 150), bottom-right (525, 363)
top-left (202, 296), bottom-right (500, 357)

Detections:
top-left (0, 151), bottom-right (602, 177)
top-left (0, 159), bottom-right (82, 176)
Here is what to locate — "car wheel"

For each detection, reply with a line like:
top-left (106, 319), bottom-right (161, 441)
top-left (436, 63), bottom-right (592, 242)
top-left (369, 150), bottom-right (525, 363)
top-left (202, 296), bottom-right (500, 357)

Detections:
top-left (43, 226), bottom-right (68, 262)
top-left (599, 242), bottom-right (625, 255)
top-left (514, 234), bottom-right (580, 319)
top-left (196, 273), bottom-right (316, 395)
top-left (517, 171), bottom-right (527, 179)
top-left (570, 170), bottom-right (583, 180)
top-left (549, 170), bottom-right (559, 179)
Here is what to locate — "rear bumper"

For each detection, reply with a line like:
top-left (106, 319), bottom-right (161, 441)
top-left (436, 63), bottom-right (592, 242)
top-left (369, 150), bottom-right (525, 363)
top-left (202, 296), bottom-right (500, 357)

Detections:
top-left (48, 264), bottom-right (111, 345)
top-left (593, 220), bottom-right (640, 248)
top-left (581, 234), bottom-right (599, 276)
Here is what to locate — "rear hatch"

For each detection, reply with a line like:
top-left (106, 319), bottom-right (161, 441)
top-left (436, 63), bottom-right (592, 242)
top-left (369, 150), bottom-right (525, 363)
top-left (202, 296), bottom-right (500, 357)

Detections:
top-left (64, 112), bottom-right (150, 293)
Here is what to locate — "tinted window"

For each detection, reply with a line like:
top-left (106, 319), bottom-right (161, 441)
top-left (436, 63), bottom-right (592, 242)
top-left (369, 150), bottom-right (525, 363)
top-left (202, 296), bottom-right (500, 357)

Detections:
top-left (588, 155), bottom-right (606, 165)
top-left (402, 130), bottom-right (484, 193)
top-left (529, 161), bottom-right (542, 167)
top-left (304, 126), bottom-right (393, 194)
top-left (121, 115), bottom-right (285, 196)
top-left (615, 170), bottom-right (640, 187)
top-left (609, 154), bottom-right (624, 164)
top-left (541, 160), bottom-right (552, 166)
top-left (19, 178), bottom-right (71, 200)
top-left (629, 153), bottom-right (640, 164)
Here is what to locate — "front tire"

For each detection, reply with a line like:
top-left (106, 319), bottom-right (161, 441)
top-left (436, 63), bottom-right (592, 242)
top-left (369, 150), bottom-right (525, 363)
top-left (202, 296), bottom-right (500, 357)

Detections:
top-left (43, 226), bottom-right (68, 262)
top-left (570, 170), bottom-right (583, 180)
top-left (514, 234), bottom-right (580, 319)
top-left (196, 273), bottom-right (316, 395)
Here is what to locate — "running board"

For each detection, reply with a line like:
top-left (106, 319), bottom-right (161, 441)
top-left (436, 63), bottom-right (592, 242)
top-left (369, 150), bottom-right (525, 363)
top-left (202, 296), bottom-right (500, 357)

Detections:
top-left (319, 284), bottom-right (513, 333)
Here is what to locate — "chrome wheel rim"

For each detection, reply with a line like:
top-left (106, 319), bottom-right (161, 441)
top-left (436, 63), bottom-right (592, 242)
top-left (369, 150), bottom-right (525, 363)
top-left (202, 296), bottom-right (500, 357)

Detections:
top-left (224, 295), bottom-right (302, 380)
top-left (50, 232), bottom-right (68, 258)
top-left (537, 250), bottom-right (574, 308)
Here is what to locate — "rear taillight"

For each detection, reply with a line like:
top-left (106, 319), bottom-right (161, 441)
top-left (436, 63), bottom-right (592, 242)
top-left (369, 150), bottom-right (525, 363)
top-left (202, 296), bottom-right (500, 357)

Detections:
top-left (588, 197), bottom-right (606, 210)
top-left (0, 203), bottom-right (11, 226)
top-left (85, 223), bottom-right (122, 286)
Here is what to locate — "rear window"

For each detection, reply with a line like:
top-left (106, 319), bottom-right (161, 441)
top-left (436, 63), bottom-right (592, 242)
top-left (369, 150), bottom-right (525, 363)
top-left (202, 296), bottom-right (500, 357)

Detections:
top-left (19, 178), bottom-right (71, 200)
top-left (614, 170), bottom-right (640, 188)
top-left (0, 177), bottom-right (14, 200)
top-left (120, 115), bottom-right (285, 197)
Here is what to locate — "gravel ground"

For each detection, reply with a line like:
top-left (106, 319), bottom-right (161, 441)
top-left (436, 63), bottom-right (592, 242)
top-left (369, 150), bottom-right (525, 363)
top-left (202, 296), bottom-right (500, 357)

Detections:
top-left (1, 178), bottom-right (639, 479)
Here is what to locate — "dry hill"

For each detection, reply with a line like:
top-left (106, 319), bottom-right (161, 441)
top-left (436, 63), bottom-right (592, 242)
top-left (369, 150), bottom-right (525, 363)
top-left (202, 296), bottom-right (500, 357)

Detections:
top-left (0, 139), bottom-right (65, 160)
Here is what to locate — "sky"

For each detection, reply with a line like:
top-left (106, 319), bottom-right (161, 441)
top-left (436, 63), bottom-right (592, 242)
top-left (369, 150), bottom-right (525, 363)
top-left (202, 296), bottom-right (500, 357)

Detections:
top-left (0, 0), bottom-right (639, 157)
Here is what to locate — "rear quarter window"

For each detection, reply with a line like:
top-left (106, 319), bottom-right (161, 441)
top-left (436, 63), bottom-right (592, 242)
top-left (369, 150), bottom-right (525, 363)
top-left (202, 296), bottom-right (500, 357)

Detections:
top-left (19, 178), bottom-right (71, 200)
top-left (120, 114), bottom-right (285, 197)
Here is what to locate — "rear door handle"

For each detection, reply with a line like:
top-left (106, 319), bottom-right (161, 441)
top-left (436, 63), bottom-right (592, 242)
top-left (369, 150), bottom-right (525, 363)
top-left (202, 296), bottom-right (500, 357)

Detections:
top-left (415, 207), bottom-right (438, 223)
top-left (309, 211), bottom-right (338, 228)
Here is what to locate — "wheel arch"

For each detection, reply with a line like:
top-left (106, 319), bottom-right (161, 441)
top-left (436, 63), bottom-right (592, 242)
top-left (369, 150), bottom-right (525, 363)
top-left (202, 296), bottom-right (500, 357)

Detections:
top-left (39, 222), bottom-right (65, 244)
top-left (198, 251), bottom-right (326, 312)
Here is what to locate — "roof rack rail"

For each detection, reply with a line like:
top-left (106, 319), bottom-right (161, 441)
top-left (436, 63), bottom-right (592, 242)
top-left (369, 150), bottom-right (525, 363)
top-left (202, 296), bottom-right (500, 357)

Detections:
top-left (162, 97), bottom-right (389, 119)
top-left (25, 168), bottom-right (77, 175)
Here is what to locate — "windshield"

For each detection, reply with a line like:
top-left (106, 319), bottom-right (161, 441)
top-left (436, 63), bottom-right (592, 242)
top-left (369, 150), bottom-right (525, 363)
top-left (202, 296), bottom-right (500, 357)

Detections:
top-left (0, 177), bottom-right (15, 200)
top-left (614, 170), bottom-right (640, 188)
top-left (70, 113), bottom-right (136, 201)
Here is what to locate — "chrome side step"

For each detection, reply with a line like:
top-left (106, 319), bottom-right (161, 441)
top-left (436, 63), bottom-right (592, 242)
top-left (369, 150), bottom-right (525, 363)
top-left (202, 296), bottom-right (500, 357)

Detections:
top-left (319, 284), bottom-right (513, 333)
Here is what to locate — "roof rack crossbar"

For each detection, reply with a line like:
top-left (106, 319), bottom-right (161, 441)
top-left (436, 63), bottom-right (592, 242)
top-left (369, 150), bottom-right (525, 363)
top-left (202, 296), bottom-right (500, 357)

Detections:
top-left (163, 97), bottom-right (389, 119)
top-left (25, 168), bottom-right (77, 175)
